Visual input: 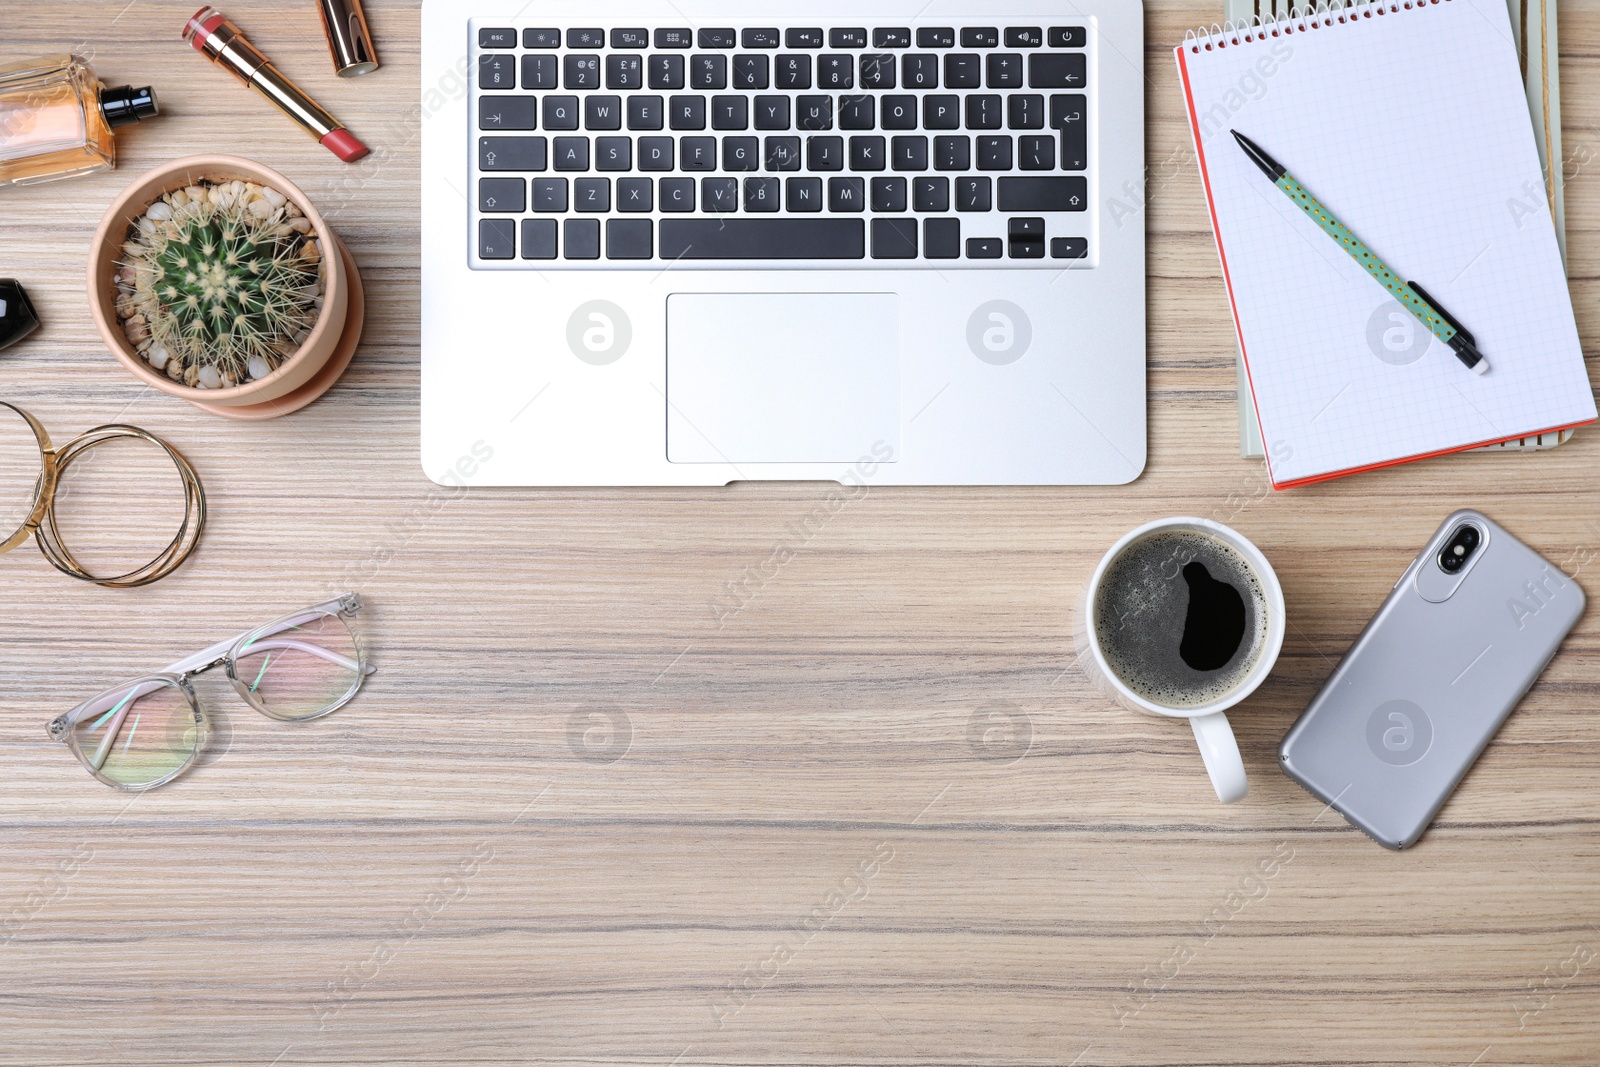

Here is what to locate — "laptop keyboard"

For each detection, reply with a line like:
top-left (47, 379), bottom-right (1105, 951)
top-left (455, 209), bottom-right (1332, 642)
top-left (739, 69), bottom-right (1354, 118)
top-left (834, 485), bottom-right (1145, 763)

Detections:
top-left (470, 21), bottom-right (1093, 268)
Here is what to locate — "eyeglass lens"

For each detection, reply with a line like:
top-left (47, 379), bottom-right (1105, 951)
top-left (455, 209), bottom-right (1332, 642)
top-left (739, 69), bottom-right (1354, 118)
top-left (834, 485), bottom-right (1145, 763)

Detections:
top-left (69, 679), bottom-right (202, 788)
top-left (234, 610), bottom-right (363, 721)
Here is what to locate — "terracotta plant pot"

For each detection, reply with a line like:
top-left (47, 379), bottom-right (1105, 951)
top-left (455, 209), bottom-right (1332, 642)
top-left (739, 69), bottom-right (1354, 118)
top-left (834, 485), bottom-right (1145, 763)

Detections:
top-left (87, 155), bottom-right (361, 419)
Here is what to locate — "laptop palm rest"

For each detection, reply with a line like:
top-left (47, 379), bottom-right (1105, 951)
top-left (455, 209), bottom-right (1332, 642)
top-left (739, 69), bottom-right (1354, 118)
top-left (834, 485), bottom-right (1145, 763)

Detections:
top-left (666, 293), bottom-right (900, 465)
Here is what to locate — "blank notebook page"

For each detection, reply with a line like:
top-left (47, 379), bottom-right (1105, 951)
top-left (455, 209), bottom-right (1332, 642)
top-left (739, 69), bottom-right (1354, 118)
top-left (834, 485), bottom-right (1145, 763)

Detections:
top-left (1176, 0), bottom-right (1596, 488)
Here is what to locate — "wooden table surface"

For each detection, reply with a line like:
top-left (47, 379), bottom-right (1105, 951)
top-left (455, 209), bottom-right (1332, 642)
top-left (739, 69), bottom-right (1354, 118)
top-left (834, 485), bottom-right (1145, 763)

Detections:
top-left (2, 2), bottom-right (1598, 1064)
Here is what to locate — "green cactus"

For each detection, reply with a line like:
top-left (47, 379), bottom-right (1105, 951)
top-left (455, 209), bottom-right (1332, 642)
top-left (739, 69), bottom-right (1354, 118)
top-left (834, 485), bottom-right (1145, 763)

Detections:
top-left (119, 180), bottom-right (322, 384)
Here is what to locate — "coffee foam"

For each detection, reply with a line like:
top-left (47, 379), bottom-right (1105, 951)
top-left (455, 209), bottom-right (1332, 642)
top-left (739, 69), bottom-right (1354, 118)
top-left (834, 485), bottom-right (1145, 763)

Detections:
top-left (1094, 530), bottom-right (1269, 708)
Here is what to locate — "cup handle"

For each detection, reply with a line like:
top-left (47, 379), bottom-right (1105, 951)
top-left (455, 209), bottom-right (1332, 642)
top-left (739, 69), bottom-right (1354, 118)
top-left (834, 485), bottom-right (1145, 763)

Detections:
top-left (1190, 712), bottom-right (1249, 804)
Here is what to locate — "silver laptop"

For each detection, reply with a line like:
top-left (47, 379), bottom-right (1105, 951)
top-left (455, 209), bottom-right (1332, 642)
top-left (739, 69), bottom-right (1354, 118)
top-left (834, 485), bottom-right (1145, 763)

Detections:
top-left (420, 1), bottom-right (1145, 486)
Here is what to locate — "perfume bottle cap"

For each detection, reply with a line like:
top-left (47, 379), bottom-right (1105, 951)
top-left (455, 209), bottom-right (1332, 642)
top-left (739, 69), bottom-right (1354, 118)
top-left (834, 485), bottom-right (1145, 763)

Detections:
top-left (0, 281), bottom-right (41, 353)
top-left (100, 85), bottom-right (159, 128)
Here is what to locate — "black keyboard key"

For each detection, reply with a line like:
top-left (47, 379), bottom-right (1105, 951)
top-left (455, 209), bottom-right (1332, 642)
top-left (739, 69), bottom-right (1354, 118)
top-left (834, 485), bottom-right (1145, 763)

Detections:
top-left (1010, 217), bottom-right (1046, 238)
top-left (892, 135), bottom-right (928, 171)
top-left (807, 135), bottom-right (844, 170)
top-left (1051, 236), bottom-right (1088, 259)
top-left (1019, 135), bottom-right (1055, 170)
top-left (1049, 26), bottom-right (1087, 48)
top-left (787, 28), bottom-right (824, 48)
top-left (612, 28), bottom-right (649, 49)
top-left (776, 54), bottom-right (812, 89)
top-left (628, 96), bottom-right (665, 130)
top-left (860, 54), bottom-right (896, 88)
top-left (568, 29), bottom-right (605, 49)
top-left (871, 218), bottom-right (917, 258)
top-left (660, 218), bottom-right (864, 259)
top-left (479, 97), bottom-right (537, 131)
top-left (480, 136), bottom-right (546, 170)
top-left (521, 218), bottom-right (557, 259)
top-left (977, 135), bottom-right (1013, 170)
top-left (882, 95), bottom-right (918, 129)
top-left (607, 218), bottom-right (653, 259)
top-left (553, 136), bottom-right (590, 171)
top-left (874, 27), bottom-right (911, 48)
top-left (849, 135), bottom-right (885, 171)
top-left (691, 55), bottom-right (727, 89)
top-left (479, 54), bottom-right (515, 89)
top-left (765, 136), bottom-right (802, 171)
top-left (1006, 27), bottom-right (1044, 47)
top-left (1052, 94), bottom-right (1087, 170)
top-left (830, 176), bottom-right (865, 212)
top-left (661, 177), bottom-right (695, 211)
top-left (479, 218), bottom-right (514, 259)
top-left (924, 95), bottom-right (960, 129)
top-left (575, 177), bottom-right (610, 212)
top-left (565, 218), bottom-right (600, 259)
top-left (681, 137), bottom-right (716, 170)
top-left (1030, 52), bottom-right (1086, 88)
top-left (1010, 238), bottom-right (1045, 259)
top-left (618, 177), bottom-right (653, 211)
top-left (787, 177), bottom-right (824, 211)
top-left (967, 237), bottom-right (1002, 258)
top-left (925, 217), bottom-right (960, 258)
top-left (742, 28), bottom-right (780, 48)
top-left (700, 28), bottom-right (736, 48)
top-left (585, 95), bottom-right (622, 130)
top-left (839, 96), bottom-right (875, 130)
top-left (723, 137), bottom-right (759, 171)
top-left (595, 137), bottom-right (631, 170)
top-left (831, 28), bottom-right (868, 48)
top-left (962, 27), bottom-right (1000, 48)
top-left (702, 177), bottom-right (739, 212)
top-left (871, 177), bottom-right (907, 212)
top-left (523, 28), bottom-right (560, 49)
top-left (1008, 94), bottom-right (1045, 130)
top-left (917, 27), bottom-right (955, 48)
top-left (997, 176), bottom-right (1086, 211)
top-left (798, 96), bottom-right (834, 131)
top-left (564, 54), bottom-right (600, 89)
top-left (521, 54), bottom-right (557, 89)
top-left (956, 176), bottom-right (991, 211)
top-left (987, 53), bottom-right (1024, 88)
top-left (479, 27), bottom-right (515, 48)
top-left (945, 54), bottom-right (982, 88)
top-left (478, 177), bottom-right (524, 212)
top-left (818, 55), bottom-right (853, 89)
top-left (650, 54), bottom-right (685, 89)
top-left (606, 55), bottom-right (643, 90)
top-left (934, 135), bottom-right (970, 170)
top-left (543, 96), bottom-right (579, 130)
top-left (913, 176), bottom-right (950, 212)
top-left (655, 28), bottom-right (692, 49)
top-left (532, 177), bottom-right (567, 211)
top-left (712, 95), bottom-right (748, 130)
top-left (638, 137), bottom-right (675, 170)
top-left (755, 96), bottom-right (791, 130)
top-left (671, 95), bottom-right (706, 130)
top-left (734, 54), bottom-right (769, 89)
top-left (744, 176), bottom-right (781, 211)
top-left (966, 95), bottom-right (1002, 130)
top-left (903, 54), bottom-right (939, 88)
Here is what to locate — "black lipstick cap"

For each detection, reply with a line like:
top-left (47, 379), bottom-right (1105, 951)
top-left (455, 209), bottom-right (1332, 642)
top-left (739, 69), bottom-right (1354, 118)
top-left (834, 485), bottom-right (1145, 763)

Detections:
top-left (0, 281), bottom-right (41, 352)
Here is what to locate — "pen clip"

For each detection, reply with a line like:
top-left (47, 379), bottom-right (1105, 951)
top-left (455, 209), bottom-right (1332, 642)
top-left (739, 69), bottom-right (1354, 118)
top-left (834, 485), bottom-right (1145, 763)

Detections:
top-left (1405, 281), bottom-right (1476, 348)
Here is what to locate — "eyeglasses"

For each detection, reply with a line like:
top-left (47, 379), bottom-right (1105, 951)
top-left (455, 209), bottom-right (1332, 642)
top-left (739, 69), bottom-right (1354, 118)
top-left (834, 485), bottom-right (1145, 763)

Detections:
top-left (0, 400), bottom-right (205, 587)
top-left (47, 595), bottom-right (374, 790)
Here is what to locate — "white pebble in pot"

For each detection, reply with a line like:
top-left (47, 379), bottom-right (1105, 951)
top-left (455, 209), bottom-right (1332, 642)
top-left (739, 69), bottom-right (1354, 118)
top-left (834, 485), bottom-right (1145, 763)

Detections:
top-left (197, 366), bottom-right (222, 389)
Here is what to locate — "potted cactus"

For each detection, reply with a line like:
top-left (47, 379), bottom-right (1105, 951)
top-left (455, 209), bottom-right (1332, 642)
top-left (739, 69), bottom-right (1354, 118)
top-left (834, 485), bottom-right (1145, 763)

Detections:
top-left (88, 156), bottom-right (362, 418)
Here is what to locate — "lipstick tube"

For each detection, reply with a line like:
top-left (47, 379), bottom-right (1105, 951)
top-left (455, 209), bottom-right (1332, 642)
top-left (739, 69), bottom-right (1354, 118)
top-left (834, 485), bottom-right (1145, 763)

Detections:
top-left (182, 6), bottom-right (369, 162)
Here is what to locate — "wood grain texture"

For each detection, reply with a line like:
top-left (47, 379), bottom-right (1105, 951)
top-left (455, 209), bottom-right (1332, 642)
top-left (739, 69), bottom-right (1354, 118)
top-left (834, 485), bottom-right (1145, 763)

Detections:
top-left (2, 1), bottom-right (1599, 1063)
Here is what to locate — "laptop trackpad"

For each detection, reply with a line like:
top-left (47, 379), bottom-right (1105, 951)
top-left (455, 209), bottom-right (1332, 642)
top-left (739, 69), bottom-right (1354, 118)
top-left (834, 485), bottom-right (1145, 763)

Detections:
top-left (667, 293), bottom-right (900, 464)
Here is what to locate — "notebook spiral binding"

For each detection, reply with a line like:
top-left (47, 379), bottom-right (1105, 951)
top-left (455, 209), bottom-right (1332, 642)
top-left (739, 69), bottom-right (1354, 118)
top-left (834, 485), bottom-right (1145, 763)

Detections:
top-left (1184, 0), bottom-right (1449, 53)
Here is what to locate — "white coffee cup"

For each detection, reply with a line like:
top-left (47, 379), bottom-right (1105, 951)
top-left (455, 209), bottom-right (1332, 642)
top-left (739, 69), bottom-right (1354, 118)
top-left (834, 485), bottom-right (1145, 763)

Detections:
top-left (1075, 517), bottom-right (1286, 804)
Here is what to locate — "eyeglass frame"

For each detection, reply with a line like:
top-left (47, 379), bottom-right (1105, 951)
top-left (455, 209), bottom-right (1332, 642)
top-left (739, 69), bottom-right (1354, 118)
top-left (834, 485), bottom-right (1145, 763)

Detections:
top-left (46, 594), bottom-right (375, 791)
top-left (0, 400), bottom-right (205, 588)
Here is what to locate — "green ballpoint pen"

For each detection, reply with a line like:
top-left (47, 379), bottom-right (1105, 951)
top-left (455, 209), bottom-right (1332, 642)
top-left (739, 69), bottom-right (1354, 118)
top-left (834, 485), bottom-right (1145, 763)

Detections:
top-left (1231, 129), bottom-right (1488, 376)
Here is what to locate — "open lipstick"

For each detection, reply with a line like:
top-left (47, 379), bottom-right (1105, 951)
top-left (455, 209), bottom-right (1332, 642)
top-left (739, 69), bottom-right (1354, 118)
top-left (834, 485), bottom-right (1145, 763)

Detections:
top-left (182, 6), bottom-right (369, 162)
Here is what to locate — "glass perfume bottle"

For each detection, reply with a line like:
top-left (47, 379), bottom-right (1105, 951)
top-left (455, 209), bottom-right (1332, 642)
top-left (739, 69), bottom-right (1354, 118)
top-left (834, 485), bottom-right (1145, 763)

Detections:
top-left (0, 55), bottom-right (158, 189)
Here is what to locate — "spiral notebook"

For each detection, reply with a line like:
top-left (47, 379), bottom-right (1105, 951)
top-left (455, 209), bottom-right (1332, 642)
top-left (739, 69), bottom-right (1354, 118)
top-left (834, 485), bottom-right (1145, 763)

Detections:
top-left (1176, 0), bottom-right (1597, 488)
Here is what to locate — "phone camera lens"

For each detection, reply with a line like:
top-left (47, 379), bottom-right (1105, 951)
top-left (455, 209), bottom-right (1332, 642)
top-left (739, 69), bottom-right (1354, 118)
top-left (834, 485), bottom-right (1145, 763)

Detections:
top-left (1437, 524), bottom-right (1482, 574)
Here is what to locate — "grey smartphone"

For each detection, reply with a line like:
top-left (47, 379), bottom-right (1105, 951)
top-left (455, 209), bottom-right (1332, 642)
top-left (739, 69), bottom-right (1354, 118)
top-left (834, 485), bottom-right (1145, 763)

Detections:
top-left (1279, 510), bottom-right (1584, 850)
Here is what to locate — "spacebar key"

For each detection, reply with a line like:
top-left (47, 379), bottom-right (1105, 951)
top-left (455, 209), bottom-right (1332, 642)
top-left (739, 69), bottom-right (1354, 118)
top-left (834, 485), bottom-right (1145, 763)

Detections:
top-left (997, 176), bottom-right (1088, 212)
top-left (659, 219), bottom-right (865, 259)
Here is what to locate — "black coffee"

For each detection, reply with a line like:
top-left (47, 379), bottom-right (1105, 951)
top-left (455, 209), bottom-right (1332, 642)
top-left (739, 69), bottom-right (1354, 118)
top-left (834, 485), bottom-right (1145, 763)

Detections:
top-left (1094, 530), bottom-right (1268, 708)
